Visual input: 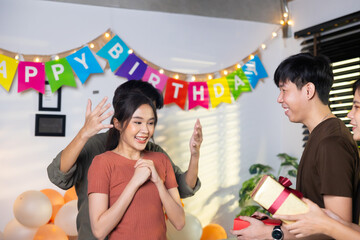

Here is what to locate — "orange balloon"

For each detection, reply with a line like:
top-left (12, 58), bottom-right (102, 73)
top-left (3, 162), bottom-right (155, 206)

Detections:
top-left (64, 187), bottom-right (78, 203)
top-left (41, 189), bottom-right (65, 223)
top-left (200, 224), bottom-right (227, 240)
top-left (50, 204), bottom-right (64, 223)
top-left (33, 224), bottom-right (68, 240)
top-left (41, 189), bottom-right (65, 206)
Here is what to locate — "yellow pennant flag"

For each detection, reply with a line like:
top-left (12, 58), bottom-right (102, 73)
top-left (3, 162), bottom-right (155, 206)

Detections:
top-left (0, 54), bottom-right (19, 91)
top-left (207, 77), bottom-right (232, 108)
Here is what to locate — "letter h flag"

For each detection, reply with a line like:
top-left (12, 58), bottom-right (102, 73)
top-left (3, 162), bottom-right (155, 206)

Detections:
top-left (188, 82), bottom-right (209, 110)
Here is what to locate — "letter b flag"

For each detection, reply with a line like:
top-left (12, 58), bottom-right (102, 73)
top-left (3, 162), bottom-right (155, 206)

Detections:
top-left (97, 35), bottom-right (129, 72)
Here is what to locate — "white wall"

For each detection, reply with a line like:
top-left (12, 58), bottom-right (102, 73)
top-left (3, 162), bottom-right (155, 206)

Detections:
top-left (0, 0), bottom-right (359, 237)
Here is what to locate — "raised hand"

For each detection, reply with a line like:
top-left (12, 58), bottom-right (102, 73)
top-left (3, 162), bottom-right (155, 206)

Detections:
top-left (189, 119), bottom-right (203, 158)
top-left (81, 97), bottom-right (114, 139)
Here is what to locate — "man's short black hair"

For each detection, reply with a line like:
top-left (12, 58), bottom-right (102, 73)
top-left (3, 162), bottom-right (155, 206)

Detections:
top-left (274, 53), bottom-right (333, 105)
top-left (353, 79), bottom-right (360, 95)
top-left (112, 80), bottom-right (164, 109)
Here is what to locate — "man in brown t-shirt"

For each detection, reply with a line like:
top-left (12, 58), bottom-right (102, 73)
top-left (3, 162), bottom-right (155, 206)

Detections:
top-left (231, 53), bottom-right (360, 240)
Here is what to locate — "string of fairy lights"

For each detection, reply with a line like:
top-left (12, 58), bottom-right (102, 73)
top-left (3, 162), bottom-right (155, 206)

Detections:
top-left (0, 13), bottom-right (293, 84)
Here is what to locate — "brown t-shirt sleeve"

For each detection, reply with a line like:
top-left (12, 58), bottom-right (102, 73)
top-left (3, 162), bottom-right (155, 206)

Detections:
top-left (318, 136), bottom-right (356, 197)
top-left (88, 154), bottom-right (111, 195)
top-left (162, 153), bottom-right (178, 190)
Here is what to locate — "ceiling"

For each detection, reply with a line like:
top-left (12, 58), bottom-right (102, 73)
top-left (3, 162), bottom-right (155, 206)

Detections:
top-left (43, 0), bottom-right (284, 24)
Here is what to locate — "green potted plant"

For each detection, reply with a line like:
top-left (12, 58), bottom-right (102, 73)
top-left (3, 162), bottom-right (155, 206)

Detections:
top-left (237, 153), bottom-right (298, 216)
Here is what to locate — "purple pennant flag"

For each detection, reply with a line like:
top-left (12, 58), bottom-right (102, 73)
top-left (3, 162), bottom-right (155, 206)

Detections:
top-left (115, 54), bottom-right (147, 80)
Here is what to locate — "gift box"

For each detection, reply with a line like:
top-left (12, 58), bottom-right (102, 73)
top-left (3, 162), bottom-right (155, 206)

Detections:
top-left (251, 175), bottom-right (308, 224)
top-left (233, 216), bottom-right (282, 230)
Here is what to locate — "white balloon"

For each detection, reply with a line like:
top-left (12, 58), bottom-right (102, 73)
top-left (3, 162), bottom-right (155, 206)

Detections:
top-left (166, 212), bottom-right (202, 240)
top-left (54, 200), bottom-right (78, 236)
top-left (13, 190), bottom-right (52, 228)
top-left (3, 218), bottom-right (37, 240)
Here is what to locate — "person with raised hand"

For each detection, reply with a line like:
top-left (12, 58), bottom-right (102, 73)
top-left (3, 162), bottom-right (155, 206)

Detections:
top-left (88, 91), bottom-right (184, 239)
top-left (47, 80), bottom-right (202, 240)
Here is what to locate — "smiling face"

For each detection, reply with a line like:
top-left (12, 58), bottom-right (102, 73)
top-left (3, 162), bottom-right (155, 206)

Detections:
top-left (347, 88), bottom-right (360, 141)
top-left (119, 104), bottom-right (155, 152)
top-left (277, 80), bottom-right (308, 123)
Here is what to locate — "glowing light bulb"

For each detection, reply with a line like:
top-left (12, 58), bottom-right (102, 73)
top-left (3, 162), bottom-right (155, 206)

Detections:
top-left (208, 75), bottom-right (212, 80)
top-left (128, 49), bottom-right (133, 54)
top-left (272, 32), bottom-right (278, 38)
top-left (250, 55), bottom-right (254, 60)
top-left (105, 32), bottom-right (110, 38)
top-left (174, 74), bottom-right (179, 79)
top-left (192, 76), bottom-right (196, 81)
top-left (34, 57), bottom-right (40, 62)
top-left (261, 44), bottom-right (266, 49)
top-left (236, 64), bottom-right (241, 69)
top-left (280, 20), bottom-right (285, 25)
top-left (15, 55), bottom-right (19, 60)
top-left (287, 20), bottom-right (293, 25)
top-left (54, 55), bottom-right (59, 60)
top-left (159, 69), bottom-right (164, 74)
top-left (283, 12), bottom-right (288, 18)
top-left (223, 70), bottom-right (228, 75)
top-left (89, 43), bottom-right (95, 49)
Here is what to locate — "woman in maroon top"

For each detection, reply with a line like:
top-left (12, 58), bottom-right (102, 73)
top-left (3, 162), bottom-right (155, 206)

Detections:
top-left (87, 91), bottom-right (184, 240)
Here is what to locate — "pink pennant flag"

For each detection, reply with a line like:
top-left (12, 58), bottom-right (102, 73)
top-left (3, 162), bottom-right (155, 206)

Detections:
top-left (188, 82), bottom-right (209, 110)
top-left (17, 61), bottom-right (45, 94)
top-left (142, 66), bottom-right (168, 92)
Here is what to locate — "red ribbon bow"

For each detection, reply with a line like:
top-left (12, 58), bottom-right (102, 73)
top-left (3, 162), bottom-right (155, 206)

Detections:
top-left (268, 176), bottom-right (303, 214)
top-left (278, 176), bottom-right (303, 199)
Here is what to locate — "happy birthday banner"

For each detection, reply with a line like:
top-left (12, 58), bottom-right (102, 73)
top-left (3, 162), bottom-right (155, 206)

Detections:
top-left (0, 30), bottom-right (269, 110)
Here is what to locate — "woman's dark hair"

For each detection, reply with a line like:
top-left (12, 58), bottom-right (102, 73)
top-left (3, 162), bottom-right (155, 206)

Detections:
top-left (112, 80), bottom-right (164, 109)
top-left (106, 91), bottom-right (158, 151)
top-left (274, 53), bottom-right (333, 105)
top-left (353, 79), bottom-right (360, 95)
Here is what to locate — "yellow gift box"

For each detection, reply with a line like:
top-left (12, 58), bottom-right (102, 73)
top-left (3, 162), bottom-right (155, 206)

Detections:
top-left (251, 175), bottom-right (308, 223)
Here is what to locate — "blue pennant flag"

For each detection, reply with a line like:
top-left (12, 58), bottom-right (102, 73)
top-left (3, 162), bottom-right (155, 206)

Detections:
top-left (96, 35), bottom-right (130, 72)
top-left (66, 46), bottom-right (103, 84)
top-left (242, 55), bottom-right (268, 89)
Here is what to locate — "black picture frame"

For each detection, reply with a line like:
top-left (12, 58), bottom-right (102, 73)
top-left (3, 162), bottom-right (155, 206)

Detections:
top-left (38, 82), bottom-right (61, 111)
top-left (35, 114), bottom-right (66, 137)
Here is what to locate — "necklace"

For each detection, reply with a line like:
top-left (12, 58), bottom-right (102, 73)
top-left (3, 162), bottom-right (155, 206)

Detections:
top-left (321, 112), bottom-right (332, 122)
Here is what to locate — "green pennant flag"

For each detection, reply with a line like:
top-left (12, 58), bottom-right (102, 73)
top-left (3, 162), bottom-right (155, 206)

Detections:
top-left (226, 68), bottom-right (252, 100)
top-left (45, 58), bottom-right (77, 92)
